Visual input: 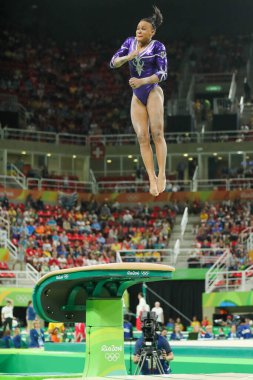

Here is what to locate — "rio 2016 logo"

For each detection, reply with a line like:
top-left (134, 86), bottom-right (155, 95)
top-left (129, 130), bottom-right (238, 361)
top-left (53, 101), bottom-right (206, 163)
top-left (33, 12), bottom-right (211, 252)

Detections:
top-left (127, 271), bottom-right (150, 276)
top-left (101, 344), bottom-right (122, 352)
top-left (101, 345), bottom-right (122, 362)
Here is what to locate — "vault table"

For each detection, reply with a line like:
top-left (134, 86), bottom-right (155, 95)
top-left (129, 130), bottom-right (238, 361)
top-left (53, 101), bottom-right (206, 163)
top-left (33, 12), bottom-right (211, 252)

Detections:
top-left (33, 263), bottom-right (174, 377)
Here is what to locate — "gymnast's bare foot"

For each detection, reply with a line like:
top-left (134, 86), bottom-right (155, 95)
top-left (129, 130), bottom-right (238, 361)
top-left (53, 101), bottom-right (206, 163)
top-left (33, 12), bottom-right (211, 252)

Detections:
top-left (157, 173), bottom-right (166, 193)
top-left (149, 177), bottom-right (159, 197)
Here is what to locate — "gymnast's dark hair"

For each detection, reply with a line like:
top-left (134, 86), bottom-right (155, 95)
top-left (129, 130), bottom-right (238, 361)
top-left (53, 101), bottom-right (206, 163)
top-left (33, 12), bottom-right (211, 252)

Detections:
top-left (142, 6), bottom-right (163, 30)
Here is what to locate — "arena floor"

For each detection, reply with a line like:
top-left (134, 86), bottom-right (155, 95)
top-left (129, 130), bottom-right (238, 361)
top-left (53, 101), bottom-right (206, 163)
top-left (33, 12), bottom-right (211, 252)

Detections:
top-left (43, 376), bottom-right (253, 380)
top-left (1, 340), bottom-right (253, 379)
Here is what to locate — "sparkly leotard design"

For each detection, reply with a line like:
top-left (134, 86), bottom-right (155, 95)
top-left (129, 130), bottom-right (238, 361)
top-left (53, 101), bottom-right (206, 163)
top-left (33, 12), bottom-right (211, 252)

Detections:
top-left (110, 37), bottom-right (168, 105)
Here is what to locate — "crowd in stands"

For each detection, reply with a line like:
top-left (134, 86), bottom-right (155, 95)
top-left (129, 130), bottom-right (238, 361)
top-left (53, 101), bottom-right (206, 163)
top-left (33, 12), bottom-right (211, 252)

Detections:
top-left (0, 27), bottom-right (187, 136)
top-left (1, 27), bottom-right (251, 137)
top-left (188, 200), bottom-right (253, 271)
top-left (0, 194), bottom-right (177, 273)
top-left (190, 35), bottom-right (247, 73)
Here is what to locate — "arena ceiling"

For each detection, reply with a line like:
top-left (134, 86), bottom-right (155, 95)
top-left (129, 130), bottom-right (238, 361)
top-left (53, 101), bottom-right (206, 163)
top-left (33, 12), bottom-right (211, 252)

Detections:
top-left (1, 0), bottom-right (253, 41)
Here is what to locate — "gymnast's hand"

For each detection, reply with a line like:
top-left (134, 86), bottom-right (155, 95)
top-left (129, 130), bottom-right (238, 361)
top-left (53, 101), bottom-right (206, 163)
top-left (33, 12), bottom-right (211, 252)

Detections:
top-left (127, 50), bottom-right (139, 61)
top-left (129, 77), bottom-right (144, 89)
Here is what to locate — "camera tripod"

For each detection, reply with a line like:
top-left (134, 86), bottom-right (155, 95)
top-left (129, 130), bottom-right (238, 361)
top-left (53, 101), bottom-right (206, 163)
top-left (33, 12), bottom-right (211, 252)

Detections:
top-left (134, 348), bottom-right (165, 375)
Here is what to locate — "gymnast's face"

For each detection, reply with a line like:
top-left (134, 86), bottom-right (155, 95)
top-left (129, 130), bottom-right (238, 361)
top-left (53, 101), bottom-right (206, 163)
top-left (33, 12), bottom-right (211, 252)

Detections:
top-left (136, 20), bottom-right (155, 45)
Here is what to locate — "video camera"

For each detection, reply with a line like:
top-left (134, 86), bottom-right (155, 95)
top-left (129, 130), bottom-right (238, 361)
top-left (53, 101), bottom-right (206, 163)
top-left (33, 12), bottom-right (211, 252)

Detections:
top-left (214, 314), bottom-right (242, 327)
top-left (141, 311), bottom-right (158, 351)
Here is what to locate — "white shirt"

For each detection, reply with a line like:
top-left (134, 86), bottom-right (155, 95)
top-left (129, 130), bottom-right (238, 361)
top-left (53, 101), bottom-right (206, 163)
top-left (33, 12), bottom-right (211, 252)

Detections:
top-left (136, 297), bottom-right (150, 317)
top-left (1, 305), bottom-right (13, 319)
top-left (151, 306), bottom-right (164, 324)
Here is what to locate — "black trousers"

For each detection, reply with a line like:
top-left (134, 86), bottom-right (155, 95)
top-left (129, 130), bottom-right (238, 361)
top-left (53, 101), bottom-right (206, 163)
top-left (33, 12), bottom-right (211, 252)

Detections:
top-left (3, 317), bottom-right (13, 332)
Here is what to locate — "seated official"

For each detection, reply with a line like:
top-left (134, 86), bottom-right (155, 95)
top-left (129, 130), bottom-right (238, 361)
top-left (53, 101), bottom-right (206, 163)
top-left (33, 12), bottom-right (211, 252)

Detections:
top-left (201, 325), bottom-right (214, 339)
top-left (133, 312), bottom-right (174, 375)
top-left (236, 319), bottom-right (252, 339)
top-left (29, 320), bottom-right (44, 348)
top-left (170, 325), bottom-right (184, 341)
top-left (12, 327), bottom-right (22, 348)
top-left (124, 317), bottom-right (133, 340)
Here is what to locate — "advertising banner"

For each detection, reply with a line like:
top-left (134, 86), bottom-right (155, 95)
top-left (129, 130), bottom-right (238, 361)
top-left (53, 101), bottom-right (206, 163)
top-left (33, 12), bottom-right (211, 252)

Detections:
top-left (0, 287), bottom-right (33, 306)
top-left (202, 291), bottom-right (253, 308)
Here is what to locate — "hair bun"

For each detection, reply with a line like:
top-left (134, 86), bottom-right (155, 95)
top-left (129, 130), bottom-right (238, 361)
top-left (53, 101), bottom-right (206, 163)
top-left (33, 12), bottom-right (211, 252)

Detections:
top-left (152, 6), bottom-right (163, 28)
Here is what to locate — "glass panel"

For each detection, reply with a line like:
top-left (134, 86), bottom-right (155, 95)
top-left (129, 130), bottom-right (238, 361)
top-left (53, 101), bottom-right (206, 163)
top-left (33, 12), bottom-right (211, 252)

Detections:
top-left (207, 154), bottom-right (229, 179)
top-left (230, 153), bottom-right (244, 177)
top-left (122, 156), bottom-right (140, 177)
top-left (245, 153), bottom-right (253, 175)
top-left (105, 156), bottom-right (120, 175)
top-left (47, 155), bottom-right (60, 176)
top-left (169, 153), bottom-right (198, 181)
top-left (90, 158), bottom-right (104, 177)
top-left (61, 156), bottom-right (72, 174)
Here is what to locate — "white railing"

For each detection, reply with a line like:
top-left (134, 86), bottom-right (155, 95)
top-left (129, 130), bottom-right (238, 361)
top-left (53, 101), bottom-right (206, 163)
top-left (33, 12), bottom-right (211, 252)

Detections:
top-left (97, 179), bottom-right (192, 193)
top-left (181, 207), bottom-right (188, 238)
top-left (205, 249), bottom-right (232, 293)
top-left (6, 239), bottom-right (18, 260)
top-left (117, 249), bottom-right (175, 266)
top-left (2, 126), bottom-right (253, 146)
top-left (247, 234), bottom-right (253, 253)
top-left (117, 248), bottom-right (230, 268)
top-left (240, 227), bottom-right (253, 252)
top-left (1, 174), bottom-right (253, 193)
top-left (173, 239), bottom-right (180, 266)
top-left (27, 177), bottom-right (93, 192)
top-left (8, 163), bottom-right (26, 189)
top-left (204, 265), bottom-right (253, 293)
top-left (0, 210), bottom-right (10, 237)
top-left (228, 71), bottom-right (237, 101)
top-left (0, 211), bottom-right (17, 260)
top-left (192, 165), bottom-right (199, 192)
top-left (0, 175), bottom-right (26, 189)
top-left (26, 263), bottom-right (41, 283)
top-left (0, 270), bottom-right (40, 287)
top-left (89, 169), bottom-right (98, 194)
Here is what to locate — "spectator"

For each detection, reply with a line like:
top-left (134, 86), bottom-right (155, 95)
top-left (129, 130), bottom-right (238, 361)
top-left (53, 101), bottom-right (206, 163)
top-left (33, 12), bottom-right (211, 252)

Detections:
top-left (123, 317), bottom-right (133, 340)
top-left (136, 293), bottom-right (150, 331)
top-left (74, 323), bottom-right (86, 342)
top-left (1, 330), bottom-right (11, 348)
top-left (50, 327), bottom-right (61, 343)
top-left (29, 320), bottom-right (44, 348)
top-left (175, 317), bottom-right (184, 331)
top-left (12, 327), bottom-right (22, 348)
top-left (227, 324), bottom-right (238, 339)
top-left (170, 325), bottom-right (184, 341)
top-left (191, 316), bottom-right (201, 329)
top-left (151, 301), bottom-right (164, 327)
top-left (26, 300), bottom-right (36, 331)
top-left (48, 322), bottom-right (65, 335)
top-left (201, 325), bottom-right (214, 339)
top-left (236, 318), bottom-right (252, 339)
top-left (1, 299), bottom-right (14, 333)
top-left (201, 316), bottom-right (210, 327)
top-left (166, 318), bottom-right (175, 331)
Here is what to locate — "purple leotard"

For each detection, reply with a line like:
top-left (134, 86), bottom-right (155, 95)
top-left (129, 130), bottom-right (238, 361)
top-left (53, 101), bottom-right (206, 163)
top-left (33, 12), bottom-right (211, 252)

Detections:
top-left (110, 37), bottom-right (168, 105)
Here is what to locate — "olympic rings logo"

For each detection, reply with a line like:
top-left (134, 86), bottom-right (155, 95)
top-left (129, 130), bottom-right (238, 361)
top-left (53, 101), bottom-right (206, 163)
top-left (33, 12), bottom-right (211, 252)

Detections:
top-left (16, 295), bottom-right (30, 303)
top-left (105, 353), bottom-right (120, 362)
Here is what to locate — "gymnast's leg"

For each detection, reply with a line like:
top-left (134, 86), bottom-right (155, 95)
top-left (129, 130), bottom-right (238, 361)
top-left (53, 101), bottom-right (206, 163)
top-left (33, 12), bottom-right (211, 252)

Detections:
top-left (131, 95), bottom-right (159, 196)
top-left (147, 86), bottom-right (167, 194)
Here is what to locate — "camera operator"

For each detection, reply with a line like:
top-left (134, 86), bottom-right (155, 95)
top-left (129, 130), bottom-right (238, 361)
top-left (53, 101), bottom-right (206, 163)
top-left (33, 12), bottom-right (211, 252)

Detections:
top-left (133, 312), bottom-right (174, 375)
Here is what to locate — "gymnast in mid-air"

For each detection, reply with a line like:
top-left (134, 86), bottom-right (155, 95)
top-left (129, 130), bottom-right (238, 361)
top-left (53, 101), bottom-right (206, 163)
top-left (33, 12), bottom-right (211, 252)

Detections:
top-left (110, 6), bottom-right (168, 196)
